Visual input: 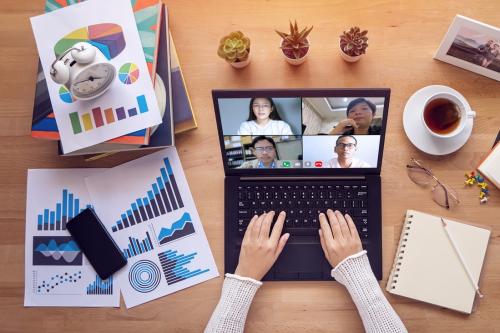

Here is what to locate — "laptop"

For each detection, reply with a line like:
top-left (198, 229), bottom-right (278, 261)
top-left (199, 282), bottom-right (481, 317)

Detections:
top-left (212, 89), bottom-right (390, 281)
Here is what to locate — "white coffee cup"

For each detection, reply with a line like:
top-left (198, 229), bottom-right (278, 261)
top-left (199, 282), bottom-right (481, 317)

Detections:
top-left (421, 92), bottom-right (476, 139)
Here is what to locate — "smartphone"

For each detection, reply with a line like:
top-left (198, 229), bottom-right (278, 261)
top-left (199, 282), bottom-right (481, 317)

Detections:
top-left (66, 208), bottom-right (127, 279)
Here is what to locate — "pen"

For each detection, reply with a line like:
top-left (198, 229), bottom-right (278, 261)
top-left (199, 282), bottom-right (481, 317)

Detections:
top-left (441, 217), bottom-right (484, 298)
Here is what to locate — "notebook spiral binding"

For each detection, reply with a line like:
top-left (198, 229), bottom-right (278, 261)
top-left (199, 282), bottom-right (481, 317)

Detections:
top-left (389, 213), bottom-right (414, 290)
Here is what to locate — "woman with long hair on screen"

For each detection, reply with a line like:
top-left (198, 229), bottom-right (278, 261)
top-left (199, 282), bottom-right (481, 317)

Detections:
top-left (237, 97), bottom-right (293, 135)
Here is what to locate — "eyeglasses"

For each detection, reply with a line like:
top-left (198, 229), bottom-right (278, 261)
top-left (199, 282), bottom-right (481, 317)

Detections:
top-left (254, 146), bottom-right (275, 153)
top-left (252, 104), bottom-right (271, 109)
top-left (406, 158), bottom-right (459, 209)
top-left (336, 143), bottom-right (356, 149)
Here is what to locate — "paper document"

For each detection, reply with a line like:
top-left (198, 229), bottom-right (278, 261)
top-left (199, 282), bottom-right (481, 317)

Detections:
top-left (85, 147), bottom-right (218, 308)
top-left (25, 169), bottom-right (120, 307)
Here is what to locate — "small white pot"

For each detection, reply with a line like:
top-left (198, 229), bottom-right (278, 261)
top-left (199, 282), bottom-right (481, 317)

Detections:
top-left (339, 48), bottom-right (362, 62)
top-left (281, 39), bottom-right (309, 66)
top-left (229, 54), bottom-right (251, 68)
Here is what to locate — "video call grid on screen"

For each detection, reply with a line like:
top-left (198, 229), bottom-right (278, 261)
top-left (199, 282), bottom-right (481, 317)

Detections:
top-left (213, 89), bottom-right (390, 173)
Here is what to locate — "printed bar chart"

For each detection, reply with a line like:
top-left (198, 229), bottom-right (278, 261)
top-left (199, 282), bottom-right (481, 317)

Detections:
top-left (86, 275), bottom-right (113, 295)
top-left (122, 231), bottom-right (154, 258)
top-left (69, 94), bottom-right (149, 134)
top-left (158, 249), bottom-right (209, 285)
top-left (37, 189), bottom-right (92, 231)
top-left (111, 158), bottom-right (185, 232)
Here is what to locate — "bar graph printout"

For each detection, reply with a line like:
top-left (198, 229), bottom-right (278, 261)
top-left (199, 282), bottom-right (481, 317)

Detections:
top-left (25, 169), bottom-right (119, 307)
top-left (85, 147), bottom-right (218, 308)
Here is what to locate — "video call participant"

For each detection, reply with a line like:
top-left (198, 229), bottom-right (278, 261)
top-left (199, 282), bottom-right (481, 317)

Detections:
top-left (238, 136), bottom-right (279, 169)
top-left (237, 97), bottom-right (294, 135)
top-left (329, 98), bottom-right (381, 135)
top-left (329, 135), bottom-right (371, 168)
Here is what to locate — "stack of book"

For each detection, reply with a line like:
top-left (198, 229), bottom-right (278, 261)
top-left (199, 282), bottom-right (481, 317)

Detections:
top-left (31, 0), bottom-right (197, 157)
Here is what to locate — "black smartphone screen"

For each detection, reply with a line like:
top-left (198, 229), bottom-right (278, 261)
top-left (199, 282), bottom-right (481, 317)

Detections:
top-left (67, 208), bottom-right (127, 279)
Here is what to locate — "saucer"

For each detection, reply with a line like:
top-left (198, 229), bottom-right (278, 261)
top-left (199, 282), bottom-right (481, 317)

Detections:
top-left (403, 85), bottom-right (473, 155)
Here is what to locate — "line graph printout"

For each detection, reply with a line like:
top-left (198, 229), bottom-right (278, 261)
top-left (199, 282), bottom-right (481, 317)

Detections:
top-left (85, 147), bottom-right (218, 308)
top-left (25, 169), bottom-right (119, 307)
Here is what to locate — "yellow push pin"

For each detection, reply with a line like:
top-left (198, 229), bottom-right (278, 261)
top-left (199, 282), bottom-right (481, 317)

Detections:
top-left (465, 178), bottom-right (475, 185)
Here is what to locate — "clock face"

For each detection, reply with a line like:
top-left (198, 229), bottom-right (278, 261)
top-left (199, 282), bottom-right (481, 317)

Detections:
top-left (71, 63), bottom-right (116, 99)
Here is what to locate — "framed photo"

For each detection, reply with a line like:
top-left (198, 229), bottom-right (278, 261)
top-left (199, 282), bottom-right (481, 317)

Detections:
top-left (434, 15), bottom-right (500, 81)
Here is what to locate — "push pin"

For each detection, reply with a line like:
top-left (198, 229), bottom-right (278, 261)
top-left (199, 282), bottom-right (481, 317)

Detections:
top-left (465, 178), bottom-right (475, 185)
top-left (465, 170), bottom-right (490, 204)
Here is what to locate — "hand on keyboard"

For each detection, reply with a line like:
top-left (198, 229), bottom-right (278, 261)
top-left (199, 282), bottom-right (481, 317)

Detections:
top-left (234, 211), bottom-right (290, 280)
top-left (318, 209), bottom-right (363, 268)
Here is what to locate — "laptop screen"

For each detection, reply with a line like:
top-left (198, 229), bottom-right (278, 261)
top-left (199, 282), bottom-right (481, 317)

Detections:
top-left (212, 89), bottom-right (390, 175)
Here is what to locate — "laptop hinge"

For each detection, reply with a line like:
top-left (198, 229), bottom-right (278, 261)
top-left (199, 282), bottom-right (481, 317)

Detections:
top-left (240, 176), bottom-right (366, 181)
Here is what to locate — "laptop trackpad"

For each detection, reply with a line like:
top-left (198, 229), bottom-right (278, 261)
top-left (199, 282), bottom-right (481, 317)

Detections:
top-left (274, 243), bottom-right (324, 273)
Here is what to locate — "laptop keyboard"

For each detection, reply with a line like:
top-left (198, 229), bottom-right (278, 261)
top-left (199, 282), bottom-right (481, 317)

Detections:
top-left (236, 184), bottom-right (369, 238)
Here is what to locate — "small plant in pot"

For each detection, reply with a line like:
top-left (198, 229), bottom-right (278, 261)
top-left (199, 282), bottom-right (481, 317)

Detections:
top-left (339, 27), bottom-right (368, 62)
top-left (217, 31), bottom-right (251, 68)
top-left (276, 20), bottom-right (313, 65)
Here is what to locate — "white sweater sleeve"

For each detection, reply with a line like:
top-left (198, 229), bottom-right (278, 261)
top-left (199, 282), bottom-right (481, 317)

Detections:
top-left (331, 251), bottom-right (408, 333)
top-left (204, 273), bottom-right (262, 333)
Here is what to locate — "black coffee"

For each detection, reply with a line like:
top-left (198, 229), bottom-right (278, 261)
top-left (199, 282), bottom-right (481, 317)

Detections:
top-left (423, 98), bottom-right (461, 134)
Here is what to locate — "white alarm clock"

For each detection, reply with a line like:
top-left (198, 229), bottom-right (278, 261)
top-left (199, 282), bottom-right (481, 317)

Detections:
top-left (50, 42), bottom-right (116, 100)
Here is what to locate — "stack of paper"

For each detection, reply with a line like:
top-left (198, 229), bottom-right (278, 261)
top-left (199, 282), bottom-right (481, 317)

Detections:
top-left (25, 147), bottom-right (218, 308)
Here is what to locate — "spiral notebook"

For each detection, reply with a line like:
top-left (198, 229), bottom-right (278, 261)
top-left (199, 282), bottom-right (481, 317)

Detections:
top-left (386, 210), bottom-right (490, 314)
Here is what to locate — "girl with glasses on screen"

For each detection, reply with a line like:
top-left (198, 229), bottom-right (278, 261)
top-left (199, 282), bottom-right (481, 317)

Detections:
top-left (237, 97), bottom-right (294, 136)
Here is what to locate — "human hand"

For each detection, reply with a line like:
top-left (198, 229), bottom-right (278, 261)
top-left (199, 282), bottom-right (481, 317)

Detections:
top-left (234, 211), bottom-right (290, 280)
top-left (318, 209), bottom-right (363, 268)
top-left (329, 119), bottom-right (358, 135)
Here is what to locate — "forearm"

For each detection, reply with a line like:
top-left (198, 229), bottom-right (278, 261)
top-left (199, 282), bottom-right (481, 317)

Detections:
top-left (331, 251), bottom-right (407, 333)
top-left (204, 274), bottom-right (262, 333)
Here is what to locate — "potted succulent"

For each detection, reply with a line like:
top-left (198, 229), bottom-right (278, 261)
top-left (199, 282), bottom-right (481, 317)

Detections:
top-left (339, 27), bottom-right (368, 62)
top-left (276, 20), bottom-right (313, 65)
top-left (217, 31), bottom-right (251, 68)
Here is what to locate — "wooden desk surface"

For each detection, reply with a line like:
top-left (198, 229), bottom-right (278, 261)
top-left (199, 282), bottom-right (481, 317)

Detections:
top-left (1, 0), bottom-right (499, 332)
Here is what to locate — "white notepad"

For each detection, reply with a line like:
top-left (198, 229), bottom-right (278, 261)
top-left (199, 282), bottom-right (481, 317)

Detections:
top-left (386, 210), bottom-right (490, 313)
top-left (477, 142), bottom-right (500, 189)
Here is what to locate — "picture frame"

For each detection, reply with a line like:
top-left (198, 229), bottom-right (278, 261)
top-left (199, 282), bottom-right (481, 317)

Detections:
top-left (434, 15), bottom-right (500, 81)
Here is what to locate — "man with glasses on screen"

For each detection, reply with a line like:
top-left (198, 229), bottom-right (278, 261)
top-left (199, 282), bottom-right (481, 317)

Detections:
top-left (329, 135), bottom-right (371, 168)
top-left (239, 136), bottom-right (279, 169)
